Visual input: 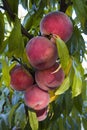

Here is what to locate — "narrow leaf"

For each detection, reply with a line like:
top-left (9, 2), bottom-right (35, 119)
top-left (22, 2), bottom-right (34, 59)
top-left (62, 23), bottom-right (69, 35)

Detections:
top-left (55, 76), bottom-right (70, 95)
top-left (82, 116), bottom-right (87, 130)
top-left (73, 95), bottom-right (83, 113)
top-left (58, 117), bottom-right (65, 130)
top-left (72, 59), bottom-right (83, 97)
top-left (0, 58), bottom-right (10, 87)
top-left (23, 0), bottom-right (46, 30)
top-left (8, 102), bottom-right (21, 128)
top-left (15, 104), bottom-right (27, 129)
top-left (73, 0), bottom-right (87, 29)
top-left (28, 110), bottom-right (38, 130)
top-left (0, 98), bottom-right (5, 113)
top-left (0, 113), bottom-right (9, 130)
top-left (55, 36), bottom-right (70, 71)
top-left (7, 0), bottom-right (18, 14)
top-left (8, 17), bottom-right (24, 58)
top-left (82, 80), bottom-right (87, 106)
top-left (72, 72), bottom-right (82, 98)
top-left (64, 90), bottom-right (73, 115)
top-left (65, 5), bottom-right (73, 17)
top-left (0, 38), bottom-right (8, 54)
top-left (67, 26), bottom-right (86, 59)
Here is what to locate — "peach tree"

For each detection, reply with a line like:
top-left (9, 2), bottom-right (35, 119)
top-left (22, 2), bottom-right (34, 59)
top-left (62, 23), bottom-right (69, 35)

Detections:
top-left (0, 0), bottom-right (87, 130)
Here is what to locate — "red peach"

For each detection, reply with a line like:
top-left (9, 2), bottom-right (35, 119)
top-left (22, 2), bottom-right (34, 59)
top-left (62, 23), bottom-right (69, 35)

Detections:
top-left (24, 84), bottom-right (50, 110)
top-left (35, 107), bottom-right (48, 121)
top-left (40, 11), bottom-right (73, 42)
top-left (10, 64), bottom-right (34, 91)
top-left (26, 36), bottom-right (58, 70)
top-left (35, 63), bottom-right (65, 91)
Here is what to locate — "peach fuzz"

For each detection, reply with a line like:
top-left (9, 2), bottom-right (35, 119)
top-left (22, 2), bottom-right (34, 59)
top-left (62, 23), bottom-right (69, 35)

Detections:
top-left (10, 64), bottom-right (34, 91)
top-left (26, 36), bottom-right (58, 70)
top-left (40, 11), bottom-right (73, 42)
top-left (35, 63), bottom-right (65, 91)
top-left (24, 84), bottom-right (50, 110)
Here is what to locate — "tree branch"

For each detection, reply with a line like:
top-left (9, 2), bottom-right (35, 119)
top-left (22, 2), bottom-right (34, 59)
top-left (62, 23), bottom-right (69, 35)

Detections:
top-left (21, 25), bottom-right (33, 39)
top-left (2, 0), bottom-right (15, 19)
top-left (2, 0), bottom-right (33, 39)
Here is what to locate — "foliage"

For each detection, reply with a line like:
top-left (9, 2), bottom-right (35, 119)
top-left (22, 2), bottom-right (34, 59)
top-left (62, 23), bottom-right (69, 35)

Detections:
top-left (0, 0), bottom-right (87, 130)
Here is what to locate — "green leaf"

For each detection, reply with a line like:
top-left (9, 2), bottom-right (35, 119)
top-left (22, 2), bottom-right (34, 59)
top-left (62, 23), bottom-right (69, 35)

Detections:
top-left (23, 0), bottom-right (46, 30)
top-left (0, 113), bottom-right (9, 130)
top-left (58, 117), bottom-right (65, 130)
top-left (12, 91), bottom-right (24, 105)
top-left (64, 89), bottom-right (73, 115)
top-left (65, 5), bottom-right (73, 17)
top-left (0, 39), bottom-right (8, 54)
top-left (66, 116), bottom-right (81, 130)
top-left (83, 20), bottom-right (87, 34)
top-left (55, 76), bottom-right (70, 95)
top-left (55, 36), bottom-right (70, 71)
top-left (73, 95), bottom-right (83, 113)
top-left (15, 104), bottom-right (27, 129)
top-left (72, 73), bottom-right (82, 98)
top-left (67, 26), bottom-right (86, 60)
top-left (7, 0), bottom-right (18, 14)
top-left (73, 0), bottom-right (87, 29)
top-left (0, 97), bottom-right (5, 113)
top-left (8, 102), bottom-right (21, 128)
top-left (82, 80), bottom-right (87, 106)
top-left (28, 110), bottom-right (38, 130)
top-left (73, 0), bottom-right (87, 17)
top-left (0, 57), bottom-right (10, 87)
top-left (0, 11), bottom-right (4, 45)
top-left (8, 17), bottom-right (24, 58)
top-left (72, 59), bottom-right (83, 98)
top-left (48, 120), bottom-right (59, 130)
top-left (82, 116), bottom-right (87, 130)
top-left (69, 108), bottom-right (79, 128)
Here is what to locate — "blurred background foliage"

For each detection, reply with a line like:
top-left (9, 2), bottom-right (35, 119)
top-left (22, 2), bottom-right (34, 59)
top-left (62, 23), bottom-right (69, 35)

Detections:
top-left (0, 0), bottom-right (87, 130)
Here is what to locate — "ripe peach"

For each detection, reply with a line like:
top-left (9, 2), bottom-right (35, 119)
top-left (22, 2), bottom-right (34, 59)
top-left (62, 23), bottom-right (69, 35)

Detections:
top-left (10, 64), bottom-right (34, 91)
top-left (26, 36), bottom-right (58, 70)
top-left (40, 11), bottom-right (73, 42)
top-left (24, 84), bottom-right (50, 110)
top-left (35, 63), bottom-right (65, 91)
top-left (35, 107), bottom-right (48, 121)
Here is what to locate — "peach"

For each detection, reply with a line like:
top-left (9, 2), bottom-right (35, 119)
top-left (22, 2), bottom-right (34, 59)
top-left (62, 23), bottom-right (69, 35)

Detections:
top-left (26, 36), bottom-right (58, 70)
top-left (24, 84), bottom-right (50, 110)
top-left (35, 107), bottom-right (48, 121)
top-left (35, 63), bottom-right (65, 91)
top-left (10, 64), bottom-right (34, 91)
top-left (40, 11), bottom-right (73, 42)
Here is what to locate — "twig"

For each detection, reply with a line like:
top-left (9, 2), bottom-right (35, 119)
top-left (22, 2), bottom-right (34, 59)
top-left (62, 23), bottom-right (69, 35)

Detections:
top-left (12, 56), bottom-right (35, 78)
top-left (21, 25), bottom-right (33, 39)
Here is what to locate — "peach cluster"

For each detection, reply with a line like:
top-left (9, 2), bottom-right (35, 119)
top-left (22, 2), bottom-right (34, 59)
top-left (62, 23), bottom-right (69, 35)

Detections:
top-left (10, 11), bottom-right (73, 121)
